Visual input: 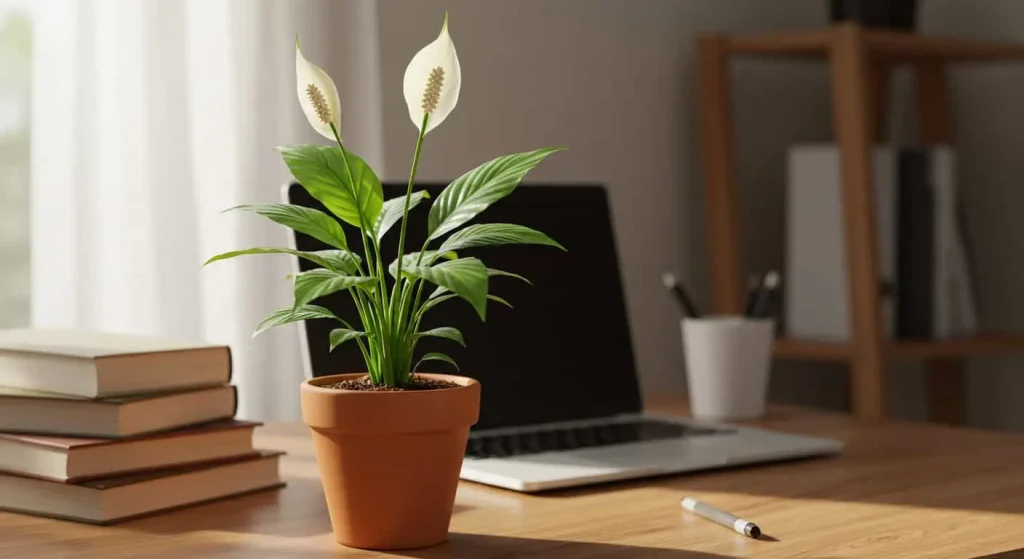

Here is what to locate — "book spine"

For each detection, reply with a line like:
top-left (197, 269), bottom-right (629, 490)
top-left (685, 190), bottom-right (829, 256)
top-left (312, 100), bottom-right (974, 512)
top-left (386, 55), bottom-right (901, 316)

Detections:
top-left (897, 149), bottom-right (935, 339)
top-left (225, 346), bottom-right (234, 383)
top-left (785, 146), bottom-right (848, 340)
top-left (955, 190), bottom-right (981, 334)
top-left (874, 149), bottom-right (898, 338)
top-left (932, 149), bottom-right (955, 339)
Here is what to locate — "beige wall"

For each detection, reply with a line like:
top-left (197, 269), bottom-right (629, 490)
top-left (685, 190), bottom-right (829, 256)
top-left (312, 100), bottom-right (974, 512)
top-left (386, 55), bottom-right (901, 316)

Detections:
top-left (376, 1), bottom-right (1024, 427)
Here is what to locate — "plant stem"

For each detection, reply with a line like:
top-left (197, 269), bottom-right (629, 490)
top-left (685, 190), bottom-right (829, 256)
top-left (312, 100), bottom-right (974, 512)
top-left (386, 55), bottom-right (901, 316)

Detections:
top-left (341, 242), bottom-right (377, 380)
top-left (408, 278), bottom-right (427, 326)
top-left (331, 123), bottom-right (390, 382)
top-left (330, 124), bottom-right (387, 312)
top-left (402, 234), bottom-right (438, 340)
top-left (391, 113), bottom-right (430, 323)
top-left (336, 315), bottom-right (371, 368)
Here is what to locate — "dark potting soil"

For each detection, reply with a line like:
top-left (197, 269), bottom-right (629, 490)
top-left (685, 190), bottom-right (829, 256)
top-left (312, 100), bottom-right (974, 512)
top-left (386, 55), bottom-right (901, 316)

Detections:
top-left (325, 375), bottom-right (459, 391)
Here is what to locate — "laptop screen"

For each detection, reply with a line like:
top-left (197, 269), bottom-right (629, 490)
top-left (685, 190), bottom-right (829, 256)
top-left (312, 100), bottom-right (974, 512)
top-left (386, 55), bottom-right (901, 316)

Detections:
top-left (288, 183), bottom-right (642, 430)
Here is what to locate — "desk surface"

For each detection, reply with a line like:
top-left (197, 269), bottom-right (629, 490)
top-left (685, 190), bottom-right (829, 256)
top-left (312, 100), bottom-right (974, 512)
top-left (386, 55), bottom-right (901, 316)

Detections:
top-left (2, 406), bottom-right (1024, 558)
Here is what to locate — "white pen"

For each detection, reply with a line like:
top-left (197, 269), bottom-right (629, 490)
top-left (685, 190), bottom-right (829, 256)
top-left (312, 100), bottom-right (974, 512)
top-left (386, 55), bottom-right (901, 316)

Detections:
top-left (681, 497), bottom-right (761, 539)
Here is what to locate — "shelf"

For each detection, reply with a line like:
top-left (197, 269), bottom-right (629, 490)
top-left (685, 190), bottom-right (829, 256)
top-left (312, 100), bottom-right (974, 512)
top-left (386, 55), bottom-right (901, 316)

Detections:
top-left (722, 23), bottom-right (1024, 63)
top-left (774, 333), bottom-right (1024, 363)
top-left (727, 29), bottom-right (832, 58)
top-left (890, 334), bottom-right (1024, 359)
top-left (774, 338), bottom-right (850, 362)
top-left (864, 30), bottom-right (1024, 62)
top-left (698, 22), bottom-right (1024, 418)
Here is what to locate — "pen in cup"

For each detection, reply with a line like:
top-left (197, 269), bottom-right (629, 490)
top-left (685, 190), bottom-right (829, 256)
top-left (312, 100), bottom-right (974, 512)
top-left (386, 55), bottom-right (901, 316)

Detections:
top-left (662, 273), bottom-right (701, 318)
top-left (742, 273), bottom-right (762, 316)
top-left (681, 497), bottom-right (761, 539)
top-left (747, 270), bottom-right (780, 319)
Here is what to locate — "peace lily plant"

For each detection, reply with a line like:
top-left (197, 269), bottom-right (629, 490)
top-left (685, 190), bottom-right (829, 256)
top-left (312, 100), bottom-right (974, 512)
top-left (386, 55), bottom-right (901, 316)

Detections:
top-left (206, 15), bottom-right (564, 388)
top-left (206, 15), bottom-right (565, 549)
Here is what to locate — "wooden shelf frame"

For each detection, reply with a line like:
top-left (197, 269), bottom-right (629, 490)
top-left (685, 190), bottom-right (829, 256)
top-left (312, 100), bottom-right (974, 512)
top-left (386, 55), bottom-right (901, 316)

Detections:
top-left (697, 23), bottom-right (1024, 422)
top-left (774, 334), bottom-right (1024, 363)
top-left (726, 25), bottom-right (1024, 62)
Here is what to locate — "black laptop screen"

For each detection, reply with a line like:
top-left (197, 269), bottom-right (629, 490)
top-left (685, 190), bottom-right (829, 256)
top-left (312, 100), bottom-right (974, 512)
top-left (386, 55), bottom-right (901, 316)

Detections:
top-left (289, 183), bottom-right (642, 430)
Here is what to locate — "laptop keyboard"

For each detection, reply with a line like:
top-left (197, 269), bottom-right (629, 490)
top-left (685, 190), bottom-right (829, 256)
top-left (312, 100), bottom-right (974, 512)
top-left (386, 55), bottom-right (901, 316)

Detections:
top-left (465, 419), bottom-right (728, 459)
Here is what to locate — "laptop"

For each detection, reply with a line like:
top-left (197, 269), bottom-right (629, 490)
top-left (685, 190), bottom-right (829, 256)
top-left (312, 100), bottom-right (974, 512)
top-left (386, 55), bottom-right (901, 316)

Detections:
top-left (285, 182), bottom-right (842, 492)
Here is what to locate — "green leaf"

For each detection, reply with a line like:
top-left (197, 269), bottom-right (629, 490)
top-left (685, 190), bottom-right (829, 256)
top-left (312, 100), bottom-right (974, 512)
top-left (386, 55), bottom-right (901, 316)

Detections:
top-left (489, 268), bottom-right (532, 285)
top-left (428, 285), bottom-right (449, 299)
top-left (387, 251), bottom-right (458, 278)
top-left (438, 223), bottom-right (565, 253)
top-left (419, 293), bottom-right (457, 315)
top-left (203, 247), bottom-right (361, 274)
top-left (229, 204), bottom-right (348, 250)
top-left (427, 271), bottom-right (521, 301)
top-left (403, 258), bottom-right (489, 320)
top-left (414, 352), bottom-right (460, 373)
top-left (329, 328), bottom-right (367, 350)
top-left (279, 145), bottom-right (384, 229)
top-left (253, 304), bottom-right (338, 338)
top-left (205, 247), bottom-right (313, 267)
top-left (416, 326), bottom-right (465, 346)
top-left (294, 269), bottom-right (376, 306)
top-left (488, 294), bottom-right (513, 308)
top-left (311, 250), bottom-right (363, 274)
top-left (374, 191), bottom-right (430, 241)
top-left (418, 293), bottom-right (512, 319)
top-left (427, 148), bottom-right (562, 240)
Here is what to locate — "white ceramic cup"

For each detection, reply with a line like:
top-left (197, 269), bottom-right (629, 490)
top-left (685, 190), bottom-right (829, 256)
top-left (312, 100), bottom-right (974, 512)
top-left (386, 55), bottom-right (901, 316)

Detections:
top-left (682, 316), bottom-right (775, 420)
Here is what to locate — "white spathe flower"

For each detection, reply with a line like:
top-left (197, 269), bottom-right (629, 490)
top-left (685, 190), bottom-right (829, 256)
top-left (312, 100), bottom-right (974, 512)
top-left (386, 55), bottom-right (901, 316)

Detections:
top-left (295, 38), bottom-right (342, 141)
top-left (403, 13), bottom-right (461, 135)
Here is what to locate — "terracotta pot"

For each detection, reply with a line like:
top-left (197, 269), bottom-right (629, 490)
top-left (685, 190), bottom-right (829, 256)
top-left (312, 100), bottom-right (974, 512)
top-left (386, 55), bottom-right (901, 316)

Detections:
top-left (300, 373), bottom-right (480, 550)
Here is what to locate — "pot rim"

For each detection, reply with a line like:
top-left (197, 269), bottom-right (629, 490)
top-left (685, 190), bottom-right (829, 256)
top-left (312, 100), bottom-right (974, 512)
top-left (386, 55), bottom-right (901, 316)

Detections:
top-left (300, 373), bottom-right (481, 433)
top-left (302, 372), bottom-right (478, 395)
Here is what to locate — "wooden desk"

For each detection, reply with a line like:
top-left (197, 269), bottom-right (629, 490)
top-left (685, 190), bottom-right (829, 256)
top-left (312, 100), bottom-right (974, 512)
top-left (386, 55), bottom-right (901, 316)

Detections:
top-left (2, 406), bottom-right (1024, 558)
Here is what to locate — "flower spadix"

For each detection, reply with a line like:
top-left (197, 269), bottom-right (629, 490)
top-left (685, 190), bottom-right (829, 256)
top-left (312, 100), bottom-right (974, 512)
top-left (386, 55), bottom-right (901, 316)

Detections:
top-left (295, 38), bottom-right (342, 140)
top-left (403, 13), bottom-right (462, 135)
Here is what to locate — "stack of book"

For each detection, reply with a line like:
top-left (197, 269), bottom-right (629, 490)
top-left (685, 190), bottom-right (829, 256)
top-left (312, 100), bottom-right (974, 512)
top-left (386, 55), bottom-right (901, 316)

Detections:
top-left (0, 329), bottom-right (284, 524)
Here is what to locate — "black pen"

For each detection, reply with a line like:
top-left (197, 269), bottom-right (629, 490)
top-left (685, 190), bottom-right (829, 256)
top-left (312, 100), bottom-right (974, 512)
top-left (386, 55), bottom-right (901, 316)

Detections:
top-left (749, 271), bottom-right (780, 319)
top-left (662, 273), bottom-right (701, 318)
top-left (742, 274), bottom-right (762, 317)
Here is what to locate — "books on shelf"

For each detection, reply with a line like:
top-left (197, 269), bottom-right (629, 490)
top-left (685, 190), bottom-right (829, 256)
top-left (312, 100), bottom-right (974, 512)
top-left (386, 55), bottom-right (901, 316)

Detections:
top-left (0, 329), bottom-right (232, 398)
top-left (0, 384), bottom-right (237, 438)
top-left (0, 329), bottom-right (285, 524)
top-left (786, 144), bottom-right (978, 342)
top-left (787, 145), bottom-right (898, 341)
top-left (896, 149), bottom-right (978, 339)
top-left (0, 451), bottom-right (283, 524)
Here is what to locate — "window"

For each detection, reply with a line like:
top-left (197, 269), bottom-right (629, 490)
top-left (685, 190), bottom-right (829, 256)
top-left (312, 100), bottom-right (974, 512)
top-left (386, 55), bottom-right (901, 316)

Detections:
top-left (0, 2), bottom-right (30, 328)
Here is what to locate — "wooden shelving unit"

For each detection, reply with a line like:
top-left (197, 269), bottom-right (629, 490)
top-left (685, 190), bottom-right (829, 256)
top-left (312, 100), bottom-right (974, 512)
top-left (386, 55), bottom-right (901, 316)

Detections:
top-left (774, 334), bottom-right (1024, 363)
top-left (697, 23), bottom-right (1024, 422)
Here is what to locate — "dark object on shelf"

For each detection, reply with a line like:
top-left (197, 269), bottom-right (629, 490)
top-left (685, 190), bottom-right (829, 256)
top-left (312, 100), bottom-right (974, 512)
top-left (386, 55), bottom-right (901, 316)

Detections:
top-left (829, 0), bottom-right (918, 31)
top-left (896, 149), bottom-right (934, 339)
top-left (888, 0), bottom-right (918, 30)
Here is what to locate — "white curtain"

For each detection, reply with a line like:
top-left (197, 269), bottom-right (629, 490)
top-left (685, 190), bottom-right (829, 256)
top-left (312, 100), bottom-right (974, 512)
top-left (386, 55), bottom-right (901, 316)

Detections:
top-left (29, 0), bottom-right (384, 420)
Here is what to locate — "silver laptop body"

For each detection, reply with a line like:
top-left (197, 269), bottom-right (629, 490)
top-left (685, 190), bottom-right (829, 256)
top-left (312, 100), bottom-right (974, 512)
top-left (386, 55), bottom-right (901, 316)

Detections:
top-left (460, 412), bottom-right (840, 492)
